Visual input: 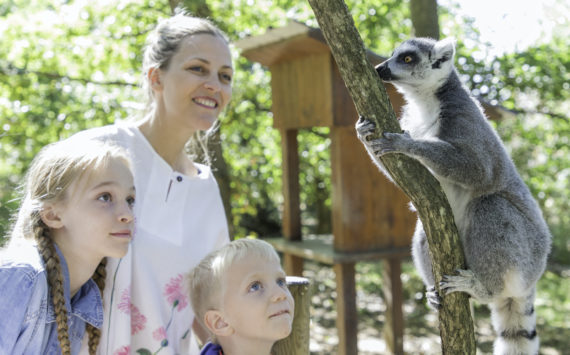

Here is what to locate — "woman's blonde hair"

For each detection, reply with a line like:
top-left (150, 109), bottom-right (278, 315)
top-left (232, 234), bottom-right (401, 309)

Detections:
top-left (141, 9), bottom-right (230, 166)
top-left (9, 137), bottom-right (131, 355)
top-left (187, 238), bottom-right (280, 341)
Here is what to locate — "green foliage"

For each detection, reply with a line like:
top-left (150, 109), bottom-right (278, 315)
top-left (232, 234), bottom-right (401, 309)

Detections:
top-left (0, 0), bottom-right (567, 266)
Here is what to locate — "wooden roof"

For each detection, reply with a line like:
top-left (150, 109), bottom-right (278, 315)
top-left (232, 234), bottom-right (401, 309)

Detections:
top-left (235, 20), bottom-right (384, 66)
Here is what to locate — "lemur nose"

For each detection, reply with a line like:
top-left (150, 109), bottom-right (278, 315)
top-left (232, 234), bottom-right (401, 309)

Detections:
top-left (375, 63), bottom-right (391, 81)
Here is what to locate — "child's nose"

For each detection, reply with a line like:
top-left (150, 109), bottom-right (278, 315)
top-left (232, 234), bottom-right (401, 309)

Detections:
top-left (271, 285), bottom-right (289, 302)
top-left (118, 204), bottom-right (134, 224)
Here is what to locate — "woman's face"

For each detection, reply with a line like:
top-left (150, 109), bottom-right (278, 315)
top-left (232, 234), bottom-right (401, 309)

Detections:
top-left (152, 33), bottom-right (233, 133)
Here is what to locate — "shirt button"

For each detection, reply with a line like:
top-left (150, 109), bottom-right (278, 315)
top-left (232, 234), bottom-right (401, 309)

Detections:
top-left (176, 176), bottom-right (183, 182)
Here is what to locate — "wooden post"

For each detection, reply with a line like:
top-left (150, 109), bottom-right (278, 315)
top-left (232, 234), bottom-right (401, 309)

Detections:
top-left (273, 276), bottom-right (311, 355)
top-left (280, 129), bottom-right (304, 276)
top-left (383, 258), bottom-right (404, 355)
top-left (334, 263), bottom-right (358, 355)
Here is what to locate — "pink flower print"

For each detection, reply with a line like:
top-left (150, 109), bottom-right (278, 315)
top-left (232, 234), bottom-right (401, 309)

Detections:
top-left (117, 288), bottom-right (132, 314)
top-left (153, 326), bottom-right (167, 341)
top-left (131, 308), bottom-right (147, 335)
top-left (117, 287), bottom-right (147, 335)
top-left (113, 345), bottom-right (130, 355)
top-left (164, 274), bottom-right (189, 311)
top-left (153, 326), bottom-right (169, 347)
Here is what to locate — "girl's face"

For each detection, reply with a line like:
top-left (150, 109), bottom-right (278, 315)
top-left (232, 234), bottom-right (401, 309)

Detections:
top-left (49, 157), bottom-right (135, 264)
top-left (153, 33), bottom-right (233, 134)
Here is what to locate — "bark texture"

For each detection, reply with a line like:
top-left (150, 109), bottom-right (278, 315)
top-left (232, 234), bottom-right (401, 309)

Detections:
top-left (307, 0), bottom-right (476, 353)
top-left (410, 0), bottom-right (440, 39)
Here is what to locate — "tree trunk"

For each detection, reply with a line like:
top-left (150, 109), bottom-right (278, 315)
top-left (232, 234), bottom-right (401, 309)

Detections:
top-left (307, 1), bottom-right (476, 354)
top-left (410, 0), bottom-right (440, 39)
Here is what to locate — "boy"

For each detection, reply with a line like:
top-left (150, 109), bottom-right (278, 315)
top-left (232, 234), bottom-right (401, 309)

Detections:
top-left (187, 238), bottom-right (294, 355)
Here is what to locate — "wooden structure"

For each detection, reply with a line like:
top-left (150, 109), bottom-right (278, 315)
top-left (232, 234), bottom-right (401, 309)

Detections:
top-left (273, 276), bottom-right (311, 355)
top-left (236, 22), bottom-right (417, 355)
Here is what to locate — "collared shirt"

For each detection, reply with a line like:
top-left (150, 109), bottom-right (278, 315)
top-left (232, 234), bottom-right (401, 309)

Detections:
top-left (0, 242), bottom-right (103, 355)
top-left (199, 342), bottom-right (223, 355)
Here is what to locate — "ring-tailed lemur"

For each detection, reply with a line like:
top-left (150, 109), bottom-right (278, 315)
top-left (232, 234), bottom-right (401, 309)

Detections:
top-left (356, 37), bottom-right (551, 355)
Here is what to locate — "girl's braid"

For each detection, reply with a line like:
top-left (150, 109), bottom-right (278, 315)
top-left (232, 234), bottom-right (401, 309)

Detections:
top-left (87, 258), bottom-right (107, 354)
top-left (34, 219), bottom-right (71, 355)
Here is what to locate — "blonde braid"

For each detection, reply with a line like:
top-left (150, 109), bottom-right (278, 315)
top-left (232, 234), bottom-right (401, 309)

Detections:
top-left (87, 258), bottom-right (107, 355)
top-left (34, 220), bottom-right (71, 355)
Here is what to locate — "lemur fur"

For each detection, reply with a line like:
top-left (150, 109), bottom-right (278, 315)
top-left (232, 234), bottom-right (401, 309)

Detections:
top-left (356, 37), bottom-right (551, 355)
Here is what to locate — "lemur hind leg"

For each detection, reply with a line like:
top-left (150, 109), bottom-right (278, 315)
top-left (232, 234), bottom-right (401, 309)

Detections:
top-left (440, 268), bottom-right (495, 304)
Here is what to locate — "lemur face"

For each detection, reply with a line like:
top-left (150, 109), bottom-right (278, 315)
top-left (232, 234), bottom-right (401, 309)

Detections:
top-left (376, 37), bottom-right (455, 91)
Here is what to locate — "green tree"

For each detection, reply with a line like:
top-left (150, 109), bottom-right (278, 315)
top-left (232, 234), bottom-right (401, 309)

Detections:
top-left (1, 0), bottom-right (567, 268)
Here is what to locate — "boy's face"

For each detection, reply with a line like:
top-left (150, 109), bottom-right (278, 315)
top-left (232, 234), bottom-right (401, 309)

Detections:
top-left (221, 255), bottom-right (294, 345)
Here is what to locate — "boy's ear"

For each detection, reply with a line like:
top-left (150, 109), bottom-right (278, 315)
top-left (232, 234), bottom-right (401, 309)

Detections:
top-left (204, 310), bottom-right (234, 337)
top-left (40, 204), bottom-right (64, 229)
top-left (148, 67), bottom-right (164, 92)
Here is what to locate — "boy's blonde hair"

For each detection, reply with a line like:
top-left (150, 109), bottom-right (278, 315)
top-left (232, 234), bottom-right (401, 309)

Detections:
top-left (187, 238), bottom-right (281, 338)
top-left (9, 137), bottom-right (131, 355)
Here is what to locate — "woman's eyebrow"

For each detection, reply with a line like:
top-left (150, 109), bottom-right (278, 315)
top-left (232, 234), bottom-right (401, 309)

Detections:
top-left (188, 57), bottom-right (233, 70)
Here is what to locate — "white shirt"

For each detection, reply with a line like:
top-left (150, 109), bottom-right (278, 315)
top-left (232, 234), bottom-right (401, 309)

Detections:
top-left (74, 122), bottom-right (229, 355)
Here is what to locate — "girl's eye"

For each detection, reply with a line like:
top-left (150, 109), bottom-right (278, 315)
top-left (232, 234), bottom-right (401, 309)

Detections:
top-left (97, 193), bottom-right (112, 203)
top-left (277, 278), bottom-right (287, 288)
top-left (126, 196), bottom-right (135, 208)
top-left (248, 281), bottom-right (262, 292)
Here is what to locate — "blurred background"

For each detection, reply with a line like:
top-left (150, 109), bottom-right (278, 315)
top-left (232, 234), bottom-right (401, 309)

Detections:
top-left (0, 0), bottom-right (567, 353)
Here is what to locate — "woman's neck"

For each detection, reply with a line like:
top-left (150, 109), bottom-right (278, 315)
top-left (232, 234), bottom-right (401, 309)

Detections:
top-left (138, 114), bottom-right (198, 176)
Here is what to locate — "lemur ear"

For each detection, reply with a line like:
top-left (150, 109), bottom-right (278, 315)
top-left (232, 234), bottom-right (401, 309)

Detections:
top-left (204, 310), bottom-right (234, 337)
top-left (431, 37), bottom-right (456, 69)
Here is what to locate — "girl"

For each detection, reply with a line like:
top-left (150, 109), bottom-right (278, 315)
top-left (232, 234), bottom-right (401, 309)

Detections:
top-left (73, 9), bottom-right (232, 355)
top-left (0, 138), bottom-right (135, 355)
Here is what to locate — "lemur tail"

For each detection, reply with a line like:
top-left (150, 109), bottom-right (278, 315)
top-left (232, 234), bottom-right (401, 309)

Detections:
top-left (489, 290), bottom-right (539, 355)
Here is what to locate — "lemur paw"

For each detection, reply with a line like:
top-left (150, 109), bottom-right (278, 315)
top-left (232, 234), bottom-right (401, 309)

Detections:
top-left (356, 117), bottom-right (411, 156)
top-left (426, 286), bottom-right (442, 310)
top-left (355, 116), bottom-right (376, 142)
top-left (369, 131), bottom-right (411, 155)
top-left (439, 269), bottom-right (475, 295)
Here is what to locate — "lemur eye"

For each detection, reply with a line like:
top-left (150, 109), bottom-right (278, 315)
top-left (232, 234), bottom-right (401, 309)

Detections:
top-left (404, 56), bottom-right (413, 63)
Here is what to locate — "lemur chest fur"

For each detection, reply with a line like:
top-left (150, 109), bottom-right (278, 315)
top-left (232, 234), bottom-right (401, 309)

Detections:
top-left (400, 92), bottom-right (441, 139)
top-left (399, 92), bottom-right (473, 231)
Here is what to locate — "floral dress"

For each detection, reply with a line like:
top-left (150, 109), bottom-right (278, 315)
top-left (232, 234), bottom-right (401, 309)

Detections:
top-left (75, 123), bottom-right (229, 355)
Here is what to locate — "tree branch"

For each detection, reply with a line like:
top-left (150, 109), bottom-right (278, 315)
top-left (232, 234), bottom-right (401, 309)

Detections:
top-left (0, 63), bottom-right (138, 87)
top-left (307, 0), bottom-right (476, 353)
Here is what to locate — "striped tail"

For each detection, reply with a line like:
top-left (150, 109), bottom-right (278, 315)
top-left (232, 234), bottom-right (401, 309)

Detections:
top-left (489, 290), bottom-right (539, 355)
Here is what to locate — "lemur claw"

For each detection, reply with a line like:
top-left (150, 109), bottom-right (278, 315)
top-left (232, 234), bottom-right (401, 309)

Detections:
top-left (440, 269), bottom-right (475, 295)
top-left (426, 286), bottom-right (442, 310)
top-left (356, 117), bottom-right (377, 143)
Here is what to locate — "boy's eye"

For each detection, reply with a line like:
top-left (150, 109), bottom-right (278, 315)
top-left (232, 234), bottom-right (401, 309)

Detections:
top-left (277, 278), bottom-right (287, 288)
top-left (248, 281), bottom-right (262, 292)
top-left (97, 193), bottom-right (112, 202)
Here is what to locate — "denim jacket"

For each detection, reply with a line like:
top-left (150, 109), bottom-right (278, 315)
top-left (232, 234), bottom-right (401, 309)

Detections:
top-left (0, 242), bottom-right (103, 354)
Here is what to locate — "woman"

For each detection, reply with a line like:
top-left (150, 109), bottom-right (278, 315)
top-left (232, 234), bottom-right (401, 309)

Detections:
top-left (75, 10), bottom-right (233, 355)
